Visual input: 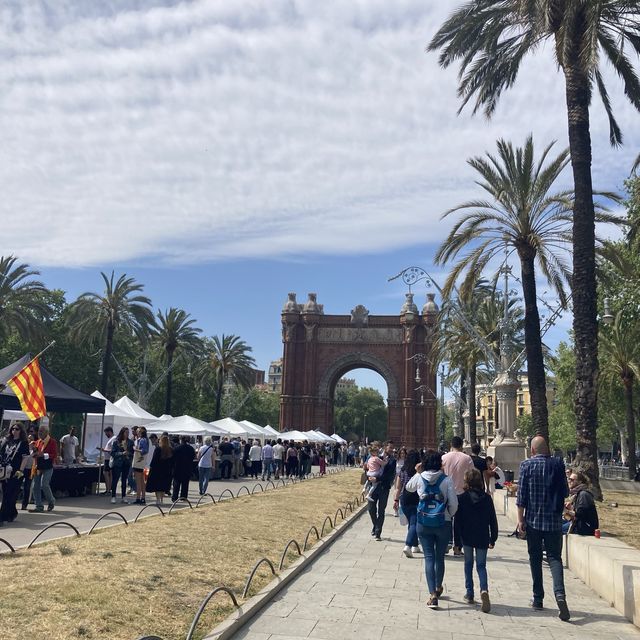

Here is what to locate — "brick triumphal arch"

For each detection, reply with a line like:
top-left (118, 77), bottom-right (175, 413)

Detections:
top-left (279, 292), bottom-right (439, 449)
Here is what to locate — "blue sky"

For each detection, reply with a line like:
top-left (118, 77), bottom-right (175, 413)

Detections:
top-left (2, 0), bottom-right (638, 397)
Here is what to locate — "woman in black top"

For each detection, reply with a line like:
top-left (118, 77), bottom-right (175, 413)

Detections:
top-left (565, 471), bottom-right (599, 535)
top-left (0, 423), bottom-right (30, 525)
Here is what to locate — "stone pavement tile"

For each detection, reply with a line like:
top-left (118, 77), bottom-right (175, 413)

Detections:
top-left (344, 576), bottom-right (398, 588)
top-left (259, 600), bottom-right (298, 617)
top-left (233, 631), bottom-right (271, 640)
top-left (480, 619), bottom-right (556, 640)
top-left (310, 620), bottom-right (383, 640)
top-left (290, 604), bottom-right (357, 623)
top-left (352, 610), bottom-right (418, 630)
top-left (328, 593), bottom-right (391, 611)
top-left (266, 636), bottom-right (317, 640)
top-left (242, 615), bottom-right (317, 637)
top-left (270, 591), bottom-right (333, 607)
top-left (308, 581), bottom-right (367, 596)
top-left (382, 628), bottom-right (452, 640)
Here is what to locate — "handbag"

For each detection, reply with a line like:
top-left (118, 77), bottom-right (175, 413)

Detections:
top-left (0, 464), bottom-right (13, 481)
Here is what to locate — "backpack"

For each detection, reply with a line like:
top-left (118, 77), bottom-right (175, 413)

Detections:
top-left (417, 475), bottom-right (447, 527)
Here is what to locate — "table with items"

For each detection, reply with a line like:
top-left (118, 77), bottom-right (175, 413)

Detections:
top-left (50, 463), bottom-right (102, 497)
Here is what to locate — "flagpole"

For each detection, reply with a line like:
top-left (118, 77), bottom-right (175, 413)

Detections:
top-left (31, 340), bottom-right (56, 363)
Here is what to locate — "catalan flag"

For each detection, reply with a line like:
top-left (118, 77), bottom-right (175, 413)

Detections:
top-left (7, 357), bottom-right (47, 420)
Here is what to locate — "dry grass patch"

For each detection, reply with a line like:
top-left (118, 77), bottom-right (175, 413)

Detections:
top-left (600, 490), bottom-right (640, 550)
top-left (1, 471), bottom-right (362, 640)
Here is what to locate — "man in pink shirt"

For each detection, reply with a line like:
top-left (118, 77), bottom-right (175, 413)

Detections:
top-left (442, 435), bottom-right (474, 556)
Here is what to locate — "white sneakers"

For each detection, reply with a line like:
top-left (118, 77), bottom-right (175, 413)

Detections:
top-left (411, 546), bottom-right (420, 554)
top-left (110, 497), bottom-right (116, 504)
top-left (403, 546), bottom-right (413, 558)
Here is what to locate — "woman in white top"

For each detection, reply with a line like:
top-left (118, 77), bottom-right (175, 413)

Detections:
top-left (405, 451), bottom-right (458, 609)
top-left (248, 440), bottom-right (262, 479)
top-left (197, 437), bottom-right (216, 495)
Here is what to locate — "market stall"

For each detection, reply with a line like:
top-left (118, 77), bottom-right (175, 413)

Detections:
top-left (0, 353), bottom-right (106, 496)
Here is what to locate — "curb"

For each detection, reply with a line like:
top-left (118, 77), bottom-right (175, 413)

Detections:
top-left (203, 501), bottom-right (369, 640)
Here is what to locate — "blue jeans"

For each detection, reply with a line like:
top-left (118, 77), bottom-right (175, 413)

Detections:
top-left (401, 502), bottom-right (418, 547)
top-left (562, 520), bottom-right (571, 534)
top-left (261, 459), bottom-right (273, 479)
top-left (417, 521), bottom-right (451, 594)
top-left (33, 468), bottom-right (55, 509)
top-left (198, 467), bottom-right (211, 495)
top-left (526, 526), bottom-right (566, 602)
top-left (463, 546), bottom-right (488, 595)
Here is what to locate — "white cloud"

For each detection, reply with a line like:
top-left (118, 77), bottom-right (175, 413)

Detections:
top-left (0, 0), bottom-right (637, 268)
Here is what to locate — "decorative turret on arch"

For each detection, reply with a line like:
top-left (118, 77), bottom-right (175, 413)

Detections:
top-left (279, 294), bottom-right (438, 449)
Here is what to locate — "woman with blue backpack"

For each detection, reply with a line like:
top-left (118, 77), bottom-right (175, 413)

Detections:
top-left (405, 451), bottom-right (458, 609)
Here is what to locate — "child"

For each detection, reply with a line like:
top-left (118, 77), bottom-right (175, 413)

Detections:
top-left (363, 445), bottom-right (387, 502)
top-left (455, 468), bottom-right (498, 613)
top-left (485, 456), bottom-right (506, 495)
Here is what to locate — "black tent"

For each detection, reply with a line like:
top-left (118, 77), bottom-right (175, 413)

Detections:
top-left (0, 354), bottom-right (105, 414)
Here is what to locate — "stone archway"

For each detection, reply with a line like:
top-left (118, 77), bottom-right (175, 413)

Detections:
top-left (278, 292), bottom-right (439, 449)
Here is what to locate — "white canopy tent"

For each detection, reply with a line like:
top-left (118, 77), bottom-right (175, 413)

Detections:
top-left (240, 419), bottom-right (267, 435)
top-left (210, 417), bottom-right (260, 440)
top-left (146, 415), bottom-right (228, 437)
top-left (113, 396), bottom-right (158, 423)
top-left (263, 425), bottom-right (280, 437)
top-left (84, 391), bottom-right (144, 461)
top-left (331, 433), bottom-right (347, 444)
top-left (1, 409), bottom-right (49, 426)
top-left (278, 430), bottom-right (312, 442)
top-left (158, 414), bottom-right (173, 421)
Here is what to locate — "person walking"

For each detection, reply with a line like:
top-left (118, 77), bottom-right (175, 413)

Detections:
top-left (100, 426), bottom-right (115, 495)
top-left (516, 436), bottom-right (571, 621)
top-left (110, 427), bottom-right (134, 504)
top-left (248, 440), bottom-right (262, 479)
top-left (368, 442), bottom-right (396, 541)
top-left (442, 436), bottom-right (474, 556)
top-left (31, 425), bottom-right (58, 512)
top-left (196, 437), bottom-right (216, 495)
top-left (261, 439), bottom-right (274, 481)
top-left (146, 435), bottom-right (174, 505)
top-left (218, 437), bottom-right (234, 479)
top-left (393, 449), bottom-right (421, 558)
top-left (0, 423), bottom-right (30, 525)
top-left (20, 433), bottom-right (35, 510)
top-left (272, 439), bottom-right (285, 479)
top-left (286, 443), bottom-right (298, 478)
top-left (405, 451), bottom-right (458, 609)
top-left (469, 443), bottom-right (489, 492)
top-left (455, 468), bottom-right (498, 612)
top-left (172, 436), bottom-right (196, 502)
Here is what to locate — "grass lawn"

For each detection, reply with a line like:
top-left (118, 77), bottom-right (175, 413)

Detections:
top-left (599, 490), bottom-right (640, 550)
top-left (2, 471), bottom-right (362, 640)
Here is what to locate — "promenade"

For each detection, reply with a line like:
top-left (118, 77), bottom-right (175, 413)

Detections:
top-left (233, 510), bottom-right (640, 640)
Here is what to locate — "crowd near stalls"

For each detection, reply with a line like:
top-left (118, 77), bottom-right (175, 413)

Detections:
top-left (0, 386), bottom-right (360, 523)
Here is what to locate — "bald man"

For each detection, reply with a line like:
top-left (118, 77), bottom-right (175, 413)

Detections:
top-left (516, 436), bottom-right (570, 621)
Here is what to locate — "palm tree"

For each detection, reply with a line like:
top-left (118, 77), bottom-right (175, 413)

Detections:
top-left (0, 255), bottom-right (49, 342)
top-left (199, 334), bottom-right (256, 420)
top-left (67, 272), bottom-right (154, 396)
top-left (151, 308), bottom-right (203, 414)
top-left (435, 137), bottom-right (619, 441)
top-left (600, 311), bottom-right (639, 481)
top-left (429, 6), bottom-right (640, 488)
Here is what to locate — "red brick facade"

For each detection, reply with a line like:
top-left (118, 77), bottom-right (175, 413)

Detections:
top-left (279, 294), bottom-right (438, 449)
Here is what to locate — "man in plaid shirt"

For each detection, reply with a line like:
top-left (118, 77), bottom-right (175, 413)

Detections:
top-left (516, 436), bottom-right (570, 621)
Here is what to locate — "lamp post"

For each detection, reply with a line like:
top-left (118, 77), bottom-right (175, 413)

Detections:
top-left (363, 413), bottom-right (368, 444)
top-left (439, 365), bottom-right (446, 452)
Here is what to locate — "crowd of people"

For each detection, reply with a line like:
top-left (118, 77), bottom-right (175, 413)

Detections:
top-left (0, 422), bottom-right (354, 522)
top-left (361, 434), bottom-right (599, 620)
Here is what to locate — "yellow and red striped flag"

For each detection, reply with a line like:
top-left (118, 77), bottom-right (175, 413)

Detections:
top-left (7, 357), bottom-right (47, 420)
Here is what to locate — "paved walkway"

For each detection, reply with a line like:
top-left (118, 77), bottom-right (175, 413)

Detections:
top-left (234, 510), bottom-right (640, 640)
top-left (0, 475), bottom-right (298, 551)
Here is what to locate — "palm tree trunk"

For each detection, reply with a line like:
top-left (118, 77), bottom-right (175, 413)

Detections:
top-left (165, 349), bottom-right (174, 415)
top-left (468, 364), bottom-right (477, 444)
top-left (101, 322), bottom-right (115, 398)
top-left (214, 374), bottom-right (225, 420)
top-left (518, 251), bottom-right (549, 441)
top-left (562, 58), bottom-right (602, 500)
top-left (624, 378), bottom-right (637, 481)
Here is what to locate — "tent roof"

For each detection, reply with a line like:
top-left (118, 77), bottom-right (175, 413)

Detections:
top-left (158, 414), bottom-right (173, 421)
top-left (0, 354), bottom-right (105, 414)
top-left (146, 414), bottom-right (227, 437)
top-left (210, 417), bottom-right (251, 437)
top-left (113, 396), bottom-right (158, 421)
top-left (331, 433), bottom-right (347, 444)
top-left (89, 391), bottom-right (132, 418)
top-left (263, 425), bottom-right (280, 436)
top-left (278, 430), bottom-right (311, 441)
top-left (239, 419), bottom-right (267, 435)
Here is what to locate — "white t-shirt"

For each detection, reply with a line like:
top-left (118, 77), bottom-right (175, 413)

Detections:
top-left (198, 445), bottom-right (215, 469)
top-left (60, 434), bottom-right (79, 463)
top-left (249, 445), bottom-right (262, 462)
top-left (104, 435), bottom-right (117, 460)
top-left (272, 443), bottom-right (285, 460)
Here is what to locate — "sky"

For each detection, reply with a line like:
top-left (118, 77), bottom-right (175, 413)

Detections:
top-left (1, 0), bottom-right (639, 398)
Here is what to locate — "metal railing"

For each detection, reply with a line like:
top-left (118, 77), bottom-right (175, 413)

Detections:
top-left (599, 464), bottom-right (630, 480)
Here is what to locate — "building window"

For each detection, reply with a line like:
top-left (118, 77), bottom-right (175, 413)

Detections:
top-left (518, 394), bottom-right (524, 406)
top-left (518, 407), bottom-right (524, 416)
top-left (488, 409), bottom-right (493, 421)
top-left (488, 395), bottom-right (493, 406)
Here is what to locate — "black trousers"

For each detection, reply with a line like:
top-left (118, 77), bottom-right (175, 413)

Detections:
top-left (0, 477), bottom-right (20, 523)
top-left (172, 475), bottom-right (190, 502)
top-left (21, 472), bottom-right (33, 509)
top-left (368, 485), bottom-right (390, 537)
